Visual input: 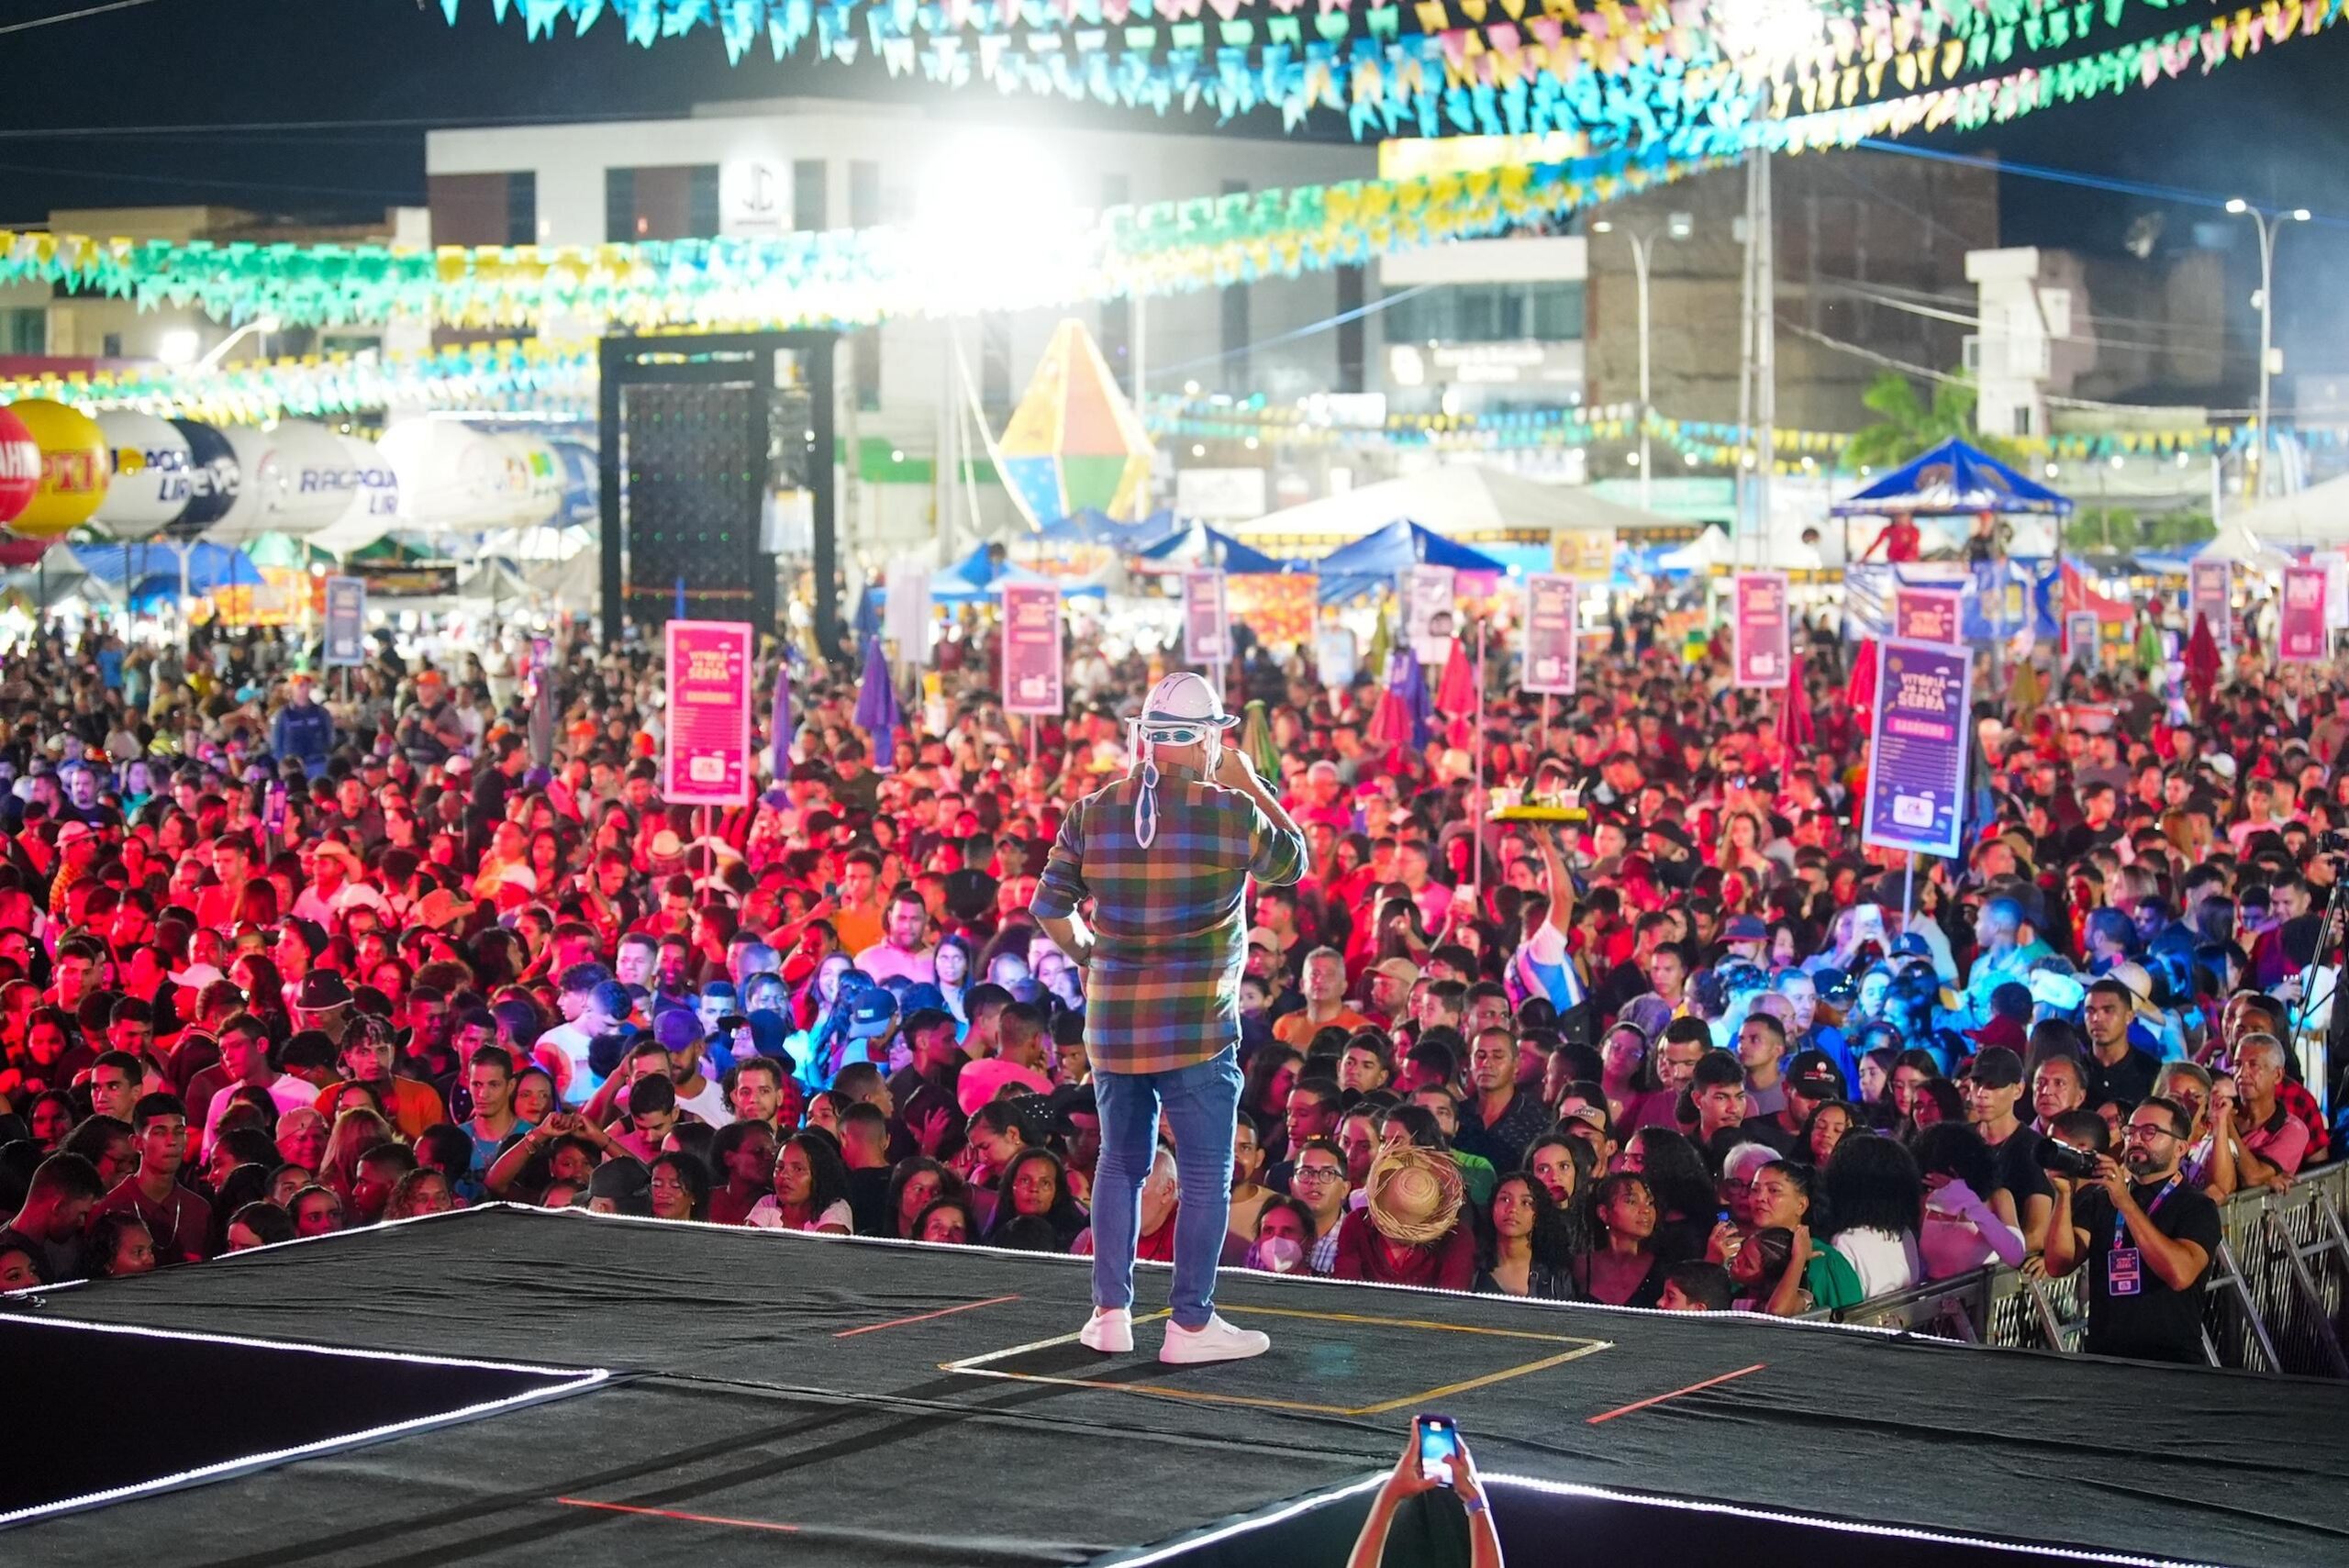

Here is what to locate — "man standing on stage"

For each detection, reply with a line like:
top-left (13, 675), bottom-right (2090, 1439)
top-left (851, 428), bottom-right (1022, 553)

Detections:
top-left (1032, 672), bottom-right (1308, 1364)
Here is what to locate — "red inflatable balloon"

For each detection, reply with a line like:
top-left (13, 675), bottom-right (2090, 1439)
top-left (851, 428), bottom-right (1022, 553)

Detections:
top-left (0, 529), bottom-right (52, 568)
top-left (0, 406), bottom-right (38, 526)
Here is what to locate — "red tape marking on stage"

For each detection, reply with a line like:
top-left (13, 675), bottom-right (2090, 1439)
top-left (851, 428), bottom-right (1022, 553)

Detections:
top-left (557, 1497), bottom-right (800, 1533)
top-left (833, 1294), bottom-right (1023, 1338)
top-left (1585, 1362), bottom-right (1767, 1425)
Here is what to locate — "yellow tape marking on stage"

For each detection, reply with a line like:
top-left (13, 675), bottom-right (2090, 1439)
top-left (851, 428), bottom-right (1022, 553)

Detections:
top-left (941, 1306), bottom-right (1614, 1417)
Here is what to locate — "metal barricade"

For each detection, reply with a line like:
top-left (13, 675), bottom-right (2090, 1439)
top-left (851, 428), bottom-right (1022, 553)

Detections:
top-left (1822, 1268), bottom-right (1993, 1342)
top-left (1988, 1266), bottom-right (2085, 1353)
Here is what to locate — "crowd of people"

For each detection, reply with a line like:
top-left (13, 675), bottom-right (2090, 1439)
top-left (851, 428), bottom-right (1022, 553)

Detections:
top-left (0, 595), bottom-right (2335, 1366)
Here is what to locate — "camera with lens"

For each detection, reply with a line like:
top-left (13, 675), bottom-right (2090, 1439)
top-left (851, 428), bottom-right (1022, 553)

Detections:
top-left (2036, 1139), bottom-right (2100, 1180)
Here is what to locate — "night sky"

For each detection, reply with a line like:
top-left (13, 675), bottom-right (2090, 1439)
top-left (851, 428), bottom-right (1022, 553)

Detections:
top-left (2, 0), bottom-right (2344, 385)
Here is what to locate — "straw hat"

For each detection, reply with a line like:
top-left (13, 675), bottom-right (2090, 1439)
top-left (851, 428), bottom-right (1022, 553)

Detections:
top-left (1364, 1145), bottom-right (1464, 1247)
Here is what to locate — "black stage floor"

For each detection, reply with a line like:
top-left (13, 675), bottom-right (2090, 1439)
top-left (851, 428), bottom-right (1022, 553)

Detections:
top-left (8, 1206), bottom-right (2349, 1567)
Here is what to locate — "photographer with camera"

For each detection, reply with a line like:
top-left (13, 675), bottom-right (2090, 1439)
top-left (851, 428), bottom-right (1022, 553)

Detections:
top-left (2041, 1095), bottom-right (2223, 1365)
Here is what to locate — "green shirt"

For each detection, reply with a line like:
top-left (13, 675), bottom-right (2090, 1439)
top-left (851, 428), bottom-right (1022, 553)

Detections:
top-left (1453, 1152), bottom-right (1498, 1208)
top-left (1807, 1245), bottom-right (1867, 1312)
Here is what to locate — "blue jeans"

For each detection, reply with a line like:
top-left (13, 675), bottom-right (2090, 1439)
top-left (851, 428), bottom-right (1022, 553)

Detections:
top-left (1089, 1048), bottom-right (1241, 1329)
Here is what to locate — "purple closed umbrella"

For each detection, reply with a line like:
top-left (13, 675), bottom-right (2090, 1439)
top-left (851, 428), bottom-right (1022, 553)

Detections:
top-left (853, 637), bottom-right (902, 771)
top-left (769, 656), bottom-right (794, 787)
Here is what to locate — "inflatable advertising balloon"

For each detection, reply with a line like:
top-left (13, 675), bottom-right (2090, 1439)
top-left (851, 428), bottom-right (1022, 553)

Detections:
top-left (495, 432), bottom-right (564, 529)
top-left (6, 399), bottom-right (109, 539)
top-left (93, 410), bottom-right (194, 539)
top-left (309, 434), bottom-right (400, 555)
top-left (0, 405), bottom-right (39, 526)
top-left (170, 418), bottom-right (241, 538)
top-left (380, 419), bottom-right (529, 533)
top-left (205, 421), bottom-right (351, 540)
top-left (551, 438), bottom-right (598, 528)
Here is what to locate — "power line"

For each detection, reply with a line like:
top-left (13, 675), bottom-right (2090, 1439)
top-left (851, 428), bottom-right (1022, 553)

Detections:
top-left (1148, 284), bottom-right (1433, 383)
top-left (0, 159), bottom-right (416, 203)
top-left (1855, 137), bottom-right (2349, 228)
top-left (0, 0), bottom-right (169, 36)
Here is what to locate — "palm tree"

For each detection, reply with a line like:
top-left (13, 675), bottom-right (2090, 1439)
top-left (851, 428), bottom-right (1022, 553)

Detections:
top-left (1841, 372), bottom-right (2019, 473)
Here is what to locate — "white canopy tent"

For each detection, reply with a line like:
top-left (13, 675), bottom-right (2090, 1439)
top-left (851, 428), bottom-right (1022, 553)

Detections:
top-left (2195, 519), bottom-right (2293, 571)
top-left (1225, 465), bottom-right (1680, 543)
top-left (2227, 473), bottom-right (2349, 546)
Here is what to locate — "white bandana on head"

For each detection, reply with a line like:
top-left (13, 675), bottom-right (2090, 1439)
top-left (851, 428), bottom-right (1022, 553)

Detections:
top-left (1129, 672), bottom-right (1241, 848)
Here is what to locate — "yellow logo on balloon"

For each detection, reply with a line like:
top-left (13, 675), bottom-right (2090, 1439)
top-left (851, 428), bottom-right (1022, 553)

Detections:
top-left (115, 446), bottom-right (150, 477)
top-left (5, 400), bottom-right (109, 538)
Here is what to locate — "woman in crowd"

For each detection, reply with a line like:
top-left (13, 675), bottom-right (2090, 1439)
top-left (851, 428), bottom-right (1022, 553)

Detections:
top-left (1911, 1123), bottom-right (2028, 1281)
top-left (749, 1133), bottom-right (854, 1234)
top-left (707, 1120), bottom-right (778, 1227)
top-left (1802, 1100), bottom-right (1860, 1169)
top-left (1574, 1173), bottom-right (1664, 1307)
top-left (883, 1157), bottom-right (958, 1241)
top-left (83, 1212), bottom-right (157, 1280)
top-left (1615, 1127), bottom-right (1716, 1265)
top-left (1820, 1134), bottom-right (1923, 1299)
top-left (1475, 1173), bottom-right (1577, 1300)
top-left (649, 1151), bottom-right (712, 1223)
top-left (911, 1196), bottom-right (976, 1244)
top-left (983, 1146), bottom-right (1088, 1252)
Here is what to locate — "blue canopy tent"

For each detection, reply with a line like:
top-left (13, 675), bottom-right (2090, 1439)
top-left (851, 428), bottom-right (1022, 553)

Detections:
top-left (1828, 438), bottom-right (2075, 518)
top-left (69, 541), bottom-right (264, 609)
top-left (924, 546), bottom-right (1108, 603)
top-left (1135, 523), bottom-right (1293, 575)
top-left (1032, 508), bottom-right (1189, 556)
top-left (1311, 519), bottom-right (1508, 605)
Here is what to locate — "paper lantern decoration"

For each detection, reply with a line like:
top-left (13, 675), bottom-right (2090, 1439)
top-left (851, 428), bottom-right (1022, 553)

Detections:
top-left (996, 318), bottom-right (1155, 531)
top-left (6, 399), bottom-right (109, 538)
top-left (0, 406), bottom-right (38, 526)
top-left (170, 418), bottom-right (241, 538)
top-left (93, 410), bottom-right (194, 539)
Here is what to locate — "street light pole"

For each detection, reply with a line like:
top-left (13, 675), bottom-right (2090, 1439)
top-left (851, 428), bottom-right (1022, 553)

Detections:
top-left (1593, 213), bottom-right (1688, 515)
top-left (1631, 230), bottom-right (1653, 514)
top-left (2227, 197), bottom-right (2310, 500)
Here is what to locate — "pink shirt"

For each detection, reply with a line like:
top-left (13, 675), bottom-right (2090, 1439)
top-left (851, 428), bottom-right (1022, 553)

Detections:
top-left (956, 1058), bottom-right (1052, 1116)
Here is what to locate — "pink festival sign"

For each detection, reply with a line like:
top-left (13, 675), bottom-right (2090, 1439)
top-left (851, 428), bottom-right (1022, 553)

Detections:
top-left (2280, 565), bottom-right (2330, 664)
top-left (1731, 571), bottom-right (1789, 689)
top-left (1001, 582), bottom-right (1064, 716)
top-left (663, 619), bottom-right (754, 806)
top-left (1892, 585), bottom-right (1963, 646)
top-left (1520, 572), bottom-right (1580, 695)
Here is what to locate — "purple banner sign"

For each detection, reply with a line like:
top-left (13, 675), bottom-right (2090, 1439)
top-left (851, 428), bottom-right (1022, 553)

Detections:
top-left (1892, 585), bottom-right (1963, 646)
top-left (2281, 564), bottom-right (2329, 664)
top-left (1520, 572), bottom-right (1579, 695)
top-left (1001, 582), bottom-right (1064, 715)
top-left (1732, 571), bottom-right (1789, 688)
top-left (663, 619), bottom-right (754, 806)
top-left (1861, 636), bottom-right (1974, 859)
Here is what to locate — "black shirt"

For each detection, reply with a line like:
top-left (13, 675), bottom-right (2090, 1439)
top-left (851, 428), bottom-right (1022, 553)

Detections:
top-left (1983, 1122), bottom-right (2053, 1213)
top-left (2082, 1045), bottom-right (2163, 1109)
top-left (2070, 1178), bottom-right (2223, 1363)
top-left (1456, 1088), bottom-right (1549, 1175)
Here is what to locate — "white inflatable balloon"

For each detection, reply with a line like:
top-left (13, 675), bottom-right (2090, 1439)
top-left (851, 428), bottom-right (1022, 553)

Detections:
top-left (310, 435), bottom-right (401, 555)
top-left (204, 421), bottom-right (351, 540)
top-left (92, 411), bottom-right (193, 538)
top-left (380, 419), bottom-right (532, 533)
top-left (495, 433), bottom-right (564, 529)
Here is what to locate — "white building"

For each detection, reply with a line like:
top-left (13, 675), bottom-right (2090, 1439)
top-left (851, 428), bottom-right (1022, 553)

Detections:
top-left (424, 98), bottom-right (1376, 558)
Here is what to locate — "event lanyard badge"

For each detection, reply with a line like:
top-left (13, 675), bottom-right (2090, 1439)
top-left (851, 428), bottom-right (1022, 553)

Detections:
top-left (2107, 1179), bottom-right (2176, 1299)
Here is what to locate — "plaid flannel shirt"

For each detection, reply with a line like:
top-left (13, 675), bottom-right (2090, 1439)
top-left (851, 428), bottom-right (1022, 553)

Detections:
top-left (1030, 770), bottom-right (1307, 1076)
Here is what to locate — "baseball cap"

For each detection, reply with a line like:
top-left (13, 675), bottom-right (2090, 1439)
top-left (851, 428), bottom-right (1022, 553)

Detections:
top-left (1784, 1049), bottom-right (1843, 1099)
top-left (295, 972), bottom-right (353, 1012)
top-left (1372, 957), bottom-right (1420, 986)
top-left (652, 1008), bottom-right (703, 1051)
top-left (1723, 915), bottom-right (1768, 941)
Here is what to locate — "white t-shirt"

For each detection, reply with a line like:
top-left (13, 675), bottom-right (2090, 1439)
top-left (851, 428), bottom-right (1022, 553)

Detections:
top-left (746, 1196), bottom-right (852, 1232)
top-left (534, 1023), bottom-right (602, 1106)
top-left (1831, 1226), bottom-right (1920, 1300)
top-left (204, 1074), bottom-right (324, 1158)
top-left (675, 1076), bottom-right (734, 1129)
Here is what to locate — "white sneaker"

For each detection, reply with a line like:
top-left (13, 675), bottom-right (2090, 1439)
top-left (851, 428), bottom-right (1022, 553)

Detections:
top-left (1079, 1307), bottom-right (1134, 1353)
top-left (1159, 1314), bottom-right (1270, 1365)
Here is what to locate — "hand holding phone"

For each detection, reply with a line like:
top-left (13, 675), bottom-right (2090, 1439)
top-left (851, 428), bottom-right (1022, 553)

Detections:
top-left (1416, 1414), bottom-right (1461, 1488)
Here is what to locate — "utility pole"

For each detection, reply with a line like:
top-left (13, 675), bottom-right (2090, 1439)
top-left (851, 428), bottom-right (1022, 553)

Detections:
top-left (2226, 197), bottom-right (2309, 501)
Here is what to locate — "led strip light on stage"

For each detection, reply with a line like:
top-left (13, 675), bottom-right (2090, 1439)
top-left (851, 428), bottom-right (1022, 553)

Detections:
top-left (0, 1313), bottom-right (612, 1531)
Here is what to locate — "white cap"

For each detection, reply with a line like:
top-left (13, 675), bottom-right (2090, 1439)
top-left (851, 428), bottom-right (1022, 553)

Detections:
top-left (1137, 672), bottom-right (1240, 735)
